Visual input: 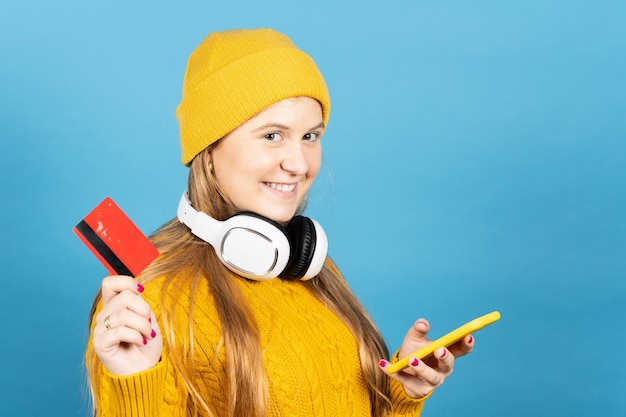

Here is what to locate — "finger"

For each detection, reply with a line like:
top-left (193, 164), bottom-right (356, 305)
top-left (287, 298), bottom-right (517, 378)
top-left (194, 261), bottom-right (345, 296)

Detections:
top-left (379, 358), bottom-right (434, 399)
top-left (95, 324), bottom-right (151, 351)
top-left (96, 292), bottom-right (152, 332)
top-left (433, 348), bottom-right (455, 373)
top-left (447, 334), bottom-right (475, 359)
top-left (407, 357), bottom-right (446, 387)
top-left (99, 276), bottom-right (152, 323)
top-left (109, 289), bottom-right (152, 318)
top-left (96, 308), bottom-right (155, 341)
top-left (100, 275), bottom-right (145, 305)
top-left (96, 288), bottom-right (155, 340)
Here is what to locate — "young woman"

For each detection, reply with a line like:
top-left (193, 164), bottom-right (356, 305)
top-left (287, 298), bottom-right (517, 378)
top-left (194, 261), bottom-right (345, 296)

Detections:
top-left (86, 28), bottom-right (474, 417)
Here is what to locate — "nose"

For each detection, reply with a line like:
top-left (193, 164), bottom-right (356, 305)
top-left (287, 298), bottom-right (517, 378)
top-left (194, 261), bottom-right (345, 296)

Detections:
top-left (280, 141), bottom-right (308, 175)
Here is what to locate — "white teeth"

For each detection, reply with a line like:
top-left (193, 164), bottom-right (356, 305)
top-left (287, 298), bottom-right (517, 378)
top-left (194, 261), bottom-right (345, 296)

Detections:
top-left (267, 183), bottom-right (296, 192)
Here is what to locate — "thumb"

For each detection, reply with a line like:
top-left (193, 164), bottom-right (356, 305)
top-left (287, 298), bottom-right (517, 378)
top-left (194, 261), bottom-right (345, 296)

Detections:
top-left (406, 319), bottom-right (430, 343)
top-left (397, 319), bottom-right (431, 359)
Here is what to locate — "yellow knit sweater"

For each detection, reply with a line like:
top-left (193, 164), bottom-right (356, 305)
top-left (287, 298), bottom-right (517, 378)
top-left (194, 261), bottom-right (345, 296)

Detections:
top-left (88, 275), bottom-right (426, 416)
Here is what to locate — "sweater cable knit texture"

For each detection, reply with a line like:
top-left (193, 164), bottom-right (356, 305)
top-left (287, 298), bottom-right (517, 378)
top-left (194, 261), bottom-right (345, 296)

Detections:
top-left (89, 275), bottom-right (426, 416)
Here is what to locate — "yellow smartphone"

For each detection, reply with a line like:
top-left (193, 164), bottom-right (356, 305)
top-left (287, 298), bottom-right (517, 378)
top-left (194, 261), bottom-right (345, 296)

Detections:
top-left (385, 311), bottom-right (501, 374)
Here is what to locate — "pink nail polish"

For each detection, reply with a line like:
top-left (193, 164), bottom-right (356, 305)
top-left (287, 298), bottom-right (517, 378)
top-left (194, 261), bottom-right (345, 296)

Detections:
top-left (151, 329), bottom-right (157, 338)
top-left (468, 335), bottom-right (474, 344)
top-left (379, 360), bottom-right (387, 368)
top-left (411, 358), bottom-right (419, 367)
top-left (440, 349), bottom-right (447, 358)
top-left (142, 337), bottom-right (147, 345)
top-left (137, 283), bottom-right (145, 293)
top-left (148, 317), bottom-right (152, 323)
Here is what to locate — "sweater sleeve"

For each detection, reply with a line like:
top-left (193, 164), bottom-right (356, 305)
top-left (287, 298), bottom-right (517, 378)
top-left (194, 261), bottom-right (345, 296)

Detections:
top-left (87, 292), bottom-right (189, 417)
top-left (389, 350), bottom-right (431, 417)
top-left (99, 360), bottom-right (166, 416)
top-left (89, 343), bottom-right (189, 417)
top-left (91, 338), bottom-right (187, 417)
top-left (390, 378), bottom-right (430, 416)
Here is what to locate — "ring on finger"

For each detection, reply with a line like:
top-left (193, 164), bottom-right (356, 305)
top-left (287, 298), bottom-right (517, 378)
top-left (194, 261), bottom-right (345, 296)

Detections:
top-left (104, 315), bottom-right (113, 331)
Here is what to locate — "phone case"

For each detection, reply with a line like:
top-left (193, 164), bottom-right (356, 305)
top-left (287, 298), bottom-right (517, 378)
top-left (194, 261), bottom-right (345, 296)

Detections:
top-left (386, 311), bottom-right (501, 374)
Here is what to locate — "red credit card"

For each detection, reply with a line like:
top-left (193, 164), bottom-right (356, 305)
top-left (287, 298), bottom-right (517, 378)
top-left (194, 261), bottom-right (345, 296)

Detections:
top-left (73, 197), bottom-right (159, 277)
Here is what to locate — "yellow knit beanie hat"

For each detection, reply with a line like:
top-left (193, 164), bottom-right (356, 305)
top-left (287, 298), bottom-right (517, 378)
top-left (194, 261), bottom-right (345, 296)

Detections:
top-left (176, 28), bottom-right (331, 166)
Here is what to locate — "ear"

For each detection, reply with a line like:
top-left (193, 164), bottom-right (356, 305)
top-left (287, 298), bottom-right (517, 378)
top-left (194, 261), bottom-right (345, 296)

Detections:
top-left (206, 141), bottom-right (222, 174)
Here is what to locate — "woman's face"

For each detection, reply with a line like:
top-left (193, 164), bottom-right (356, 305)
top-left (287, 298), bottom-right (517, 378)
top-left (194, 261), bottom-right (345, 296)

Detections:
top-left (211, 97), bottom-right (324, 222)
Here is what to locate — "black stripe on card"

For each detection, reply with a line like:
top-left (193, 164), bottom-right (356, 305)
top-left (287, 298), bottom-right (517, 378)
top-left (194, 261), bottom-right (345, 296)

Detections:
top-left (75, 220), bottom-right (134, 277)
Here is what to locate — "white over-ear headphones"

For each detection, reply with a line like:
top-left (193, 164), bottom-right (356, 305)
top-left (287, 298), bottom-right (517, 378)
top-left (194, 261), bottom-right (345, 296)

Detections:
top-left (177, 191), bottom-right (328, 280)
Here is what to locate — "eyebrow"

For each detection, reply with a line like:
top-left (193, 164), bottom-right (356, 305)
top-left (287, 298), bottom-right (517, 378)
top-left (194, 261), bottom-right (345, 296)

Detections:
top-left (252, 122), bottom-right (325, 132)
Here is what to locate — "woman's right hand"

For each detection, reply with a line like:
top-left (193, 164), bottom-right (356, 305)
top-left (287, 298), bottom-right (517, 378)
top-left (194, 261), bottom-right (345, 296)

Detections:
top-left (92, 275), bottom-right (163, 376)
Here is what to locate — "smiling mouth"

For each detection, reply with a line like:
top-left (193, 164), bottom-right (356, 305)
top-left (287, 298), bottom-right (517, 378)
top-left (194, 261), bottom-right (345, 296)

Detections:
top-left (265, 182), bottom-right (296, 192)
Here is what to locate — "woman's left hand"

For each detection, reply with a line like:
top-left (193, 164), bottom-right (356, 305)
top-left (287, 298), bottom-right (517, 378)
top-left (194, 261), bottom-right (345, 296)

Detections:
top-left (379, 318), bottom-right (474, 399)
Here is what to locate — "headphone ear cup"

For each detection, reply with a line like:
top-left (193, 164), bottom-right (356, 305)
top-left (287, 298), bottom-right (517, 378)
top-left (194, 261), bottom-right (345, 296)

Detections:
top-left (281, 216), bottom-right (316, 280)
top-left (219, 212), bottom-right (291, 280)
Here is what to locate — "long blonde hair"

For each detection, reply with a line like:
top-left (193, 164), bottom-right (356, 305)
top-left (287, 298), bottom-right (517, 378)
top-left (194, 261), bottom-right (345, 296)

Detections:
top-left (87, 147), bottom-right (393, 416)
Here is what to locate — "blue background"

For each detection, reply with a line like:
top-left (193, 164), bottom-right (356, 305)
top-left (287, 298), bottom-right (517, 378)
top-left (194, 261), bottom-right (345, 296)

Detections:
top-left (1, 1), bottom-right (624, 416)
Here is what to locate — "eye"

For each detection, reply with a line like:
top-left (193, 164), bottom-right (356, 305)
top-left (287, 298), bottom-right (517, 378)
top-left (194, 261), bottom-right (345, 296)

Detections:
top-left (264, 132), bottom-right (282, 142)
top-left (303, 132), bottom-right (320, 142)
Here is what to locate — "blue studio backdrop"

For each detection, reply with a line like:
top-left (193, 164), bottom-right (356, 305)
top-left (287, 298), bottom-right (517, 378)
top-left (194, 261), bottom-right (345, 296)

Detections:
top-left (1, 1), bottom-right (624, 416)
